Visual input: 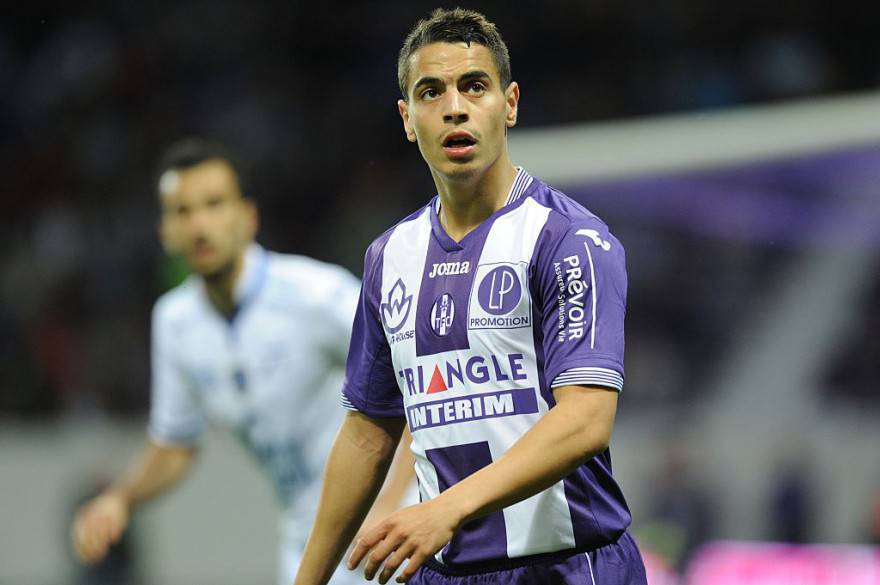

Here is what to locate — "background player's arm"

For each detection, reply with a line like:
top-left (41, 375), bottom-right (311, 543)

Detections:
top-left (72, 438), bottom-right (196, 564)
top-left (352, 384), bottom-right (618, 583)
top-left (294, 411), bottom-right (405, 585)
top-left (355, 427), bottom-right (416, 541)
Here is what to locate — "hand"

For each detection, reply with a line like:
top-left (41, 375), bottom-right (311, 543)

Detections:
top-left (354, 495), bottom-right (398, 545)
top-left (71, 491), bottom-right (130, 564)
top-left (348, 498), bottom-right (462, 584)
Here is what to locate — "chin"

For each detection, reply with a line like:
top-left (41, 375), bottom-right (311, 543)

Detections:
top-left (436, 159), bottom-right (481, 181)
top-left (188, 257), bottom-right (226, 279)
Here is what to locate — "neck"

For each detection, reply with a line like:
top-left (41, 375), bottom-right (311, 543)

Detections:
top-left (433, 157), bottom-right (518, 242)
top-left (203, 250), bottom-right (246, 318)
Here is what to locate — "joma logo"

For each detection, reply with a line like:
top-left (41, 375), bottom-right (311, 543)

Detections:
top-left (428, 261), bottom-right (470, 278)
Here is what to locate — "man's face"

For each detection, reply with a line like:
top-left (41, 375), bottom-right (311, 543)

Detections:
top-left (158, 159), bottom-right (256, 277)
top-left (398, 42), bottom-right (518, 181)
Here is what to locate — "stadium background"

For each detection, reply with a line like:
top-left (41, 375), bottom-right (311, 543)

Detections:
top-left (1, 1), bottom-right (879, 583)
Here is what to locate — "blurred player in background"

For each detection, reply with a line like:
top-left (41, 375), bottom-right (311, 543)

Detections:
top-left (295, 8), bottom-right (646, 585)
top-left (71, 138), bottom-right (413, 585)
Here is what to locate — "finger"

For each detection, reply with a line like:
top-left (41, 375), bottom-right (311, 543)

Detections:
top-left (108, 515), bottom-right (125, 543)
top-left (348, 538), bottom-right (371, 570)
top-left (93, 517), bottom-right (114, 558)
top-left (363, 536), bottom-right (402, 581)
top-left (74, 517), bottom-right (97, 561)
top-left (82, 517), bottom-right (110, 564)
top-left (378, 542), bottom-right (415, 585)
top-left (72, 520), bottom-right (89, 561)
top-left (348, 522), bottom-right (385, 570)
top-left (396, 551), bottom-right (429, 583)
top-left (81, 531), bottom-right (104, 564)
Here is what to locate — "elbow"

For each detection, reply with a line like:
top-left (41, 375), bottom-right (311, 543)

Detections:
top-left (578, 425), bottom-right (613, 461)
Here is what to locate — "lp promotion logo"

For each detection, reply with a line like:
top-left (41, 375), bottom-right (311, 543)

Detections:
top-left (468, 263), bottom-right (531, 330)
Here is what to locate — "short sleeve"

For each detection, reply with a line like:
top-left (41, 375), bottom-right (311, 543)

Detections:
top-left (147, 301), bottom-right (206, 445)
top-left (340, 242), bottom-right (404, 417)
top-left (534, 218), bottom-right (627, 391)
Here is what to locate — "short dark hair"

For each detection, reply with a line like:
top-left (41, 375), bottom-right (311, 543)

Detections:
top-left (155, 138), bottom-right (248, 196)
top-left (398, 8), bottom-right (511, 100)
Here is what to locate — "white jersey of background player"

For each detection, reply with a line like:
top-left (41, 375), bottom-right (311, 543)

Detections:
top-left (71, 139), bottom-right (411, 585)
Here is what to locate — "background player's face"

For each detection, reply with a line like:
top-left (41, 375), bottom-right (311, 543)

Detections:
top-left (398, 42), bottom-right (519, 181)
top-left (158, 159), bottom-right (257, 277)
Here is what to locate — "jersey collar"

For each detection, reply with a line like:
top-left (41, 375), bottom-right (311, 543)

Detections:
top-left (430, 167), bottom-right (536, 252)
top-left (233, 243), bottom-right (270, 306)
top-left (201, 243), bottom-right (270, 326)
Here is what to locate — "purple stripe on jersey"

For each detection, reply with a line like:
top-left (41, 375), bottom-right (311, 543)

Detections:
top-left (415, 231), bottom-right (484, 357)
top-left (529, 207), bottom-right (576, 409)
top-left (426, 442), bottom-right (509, 565)
top-left (406, 388), bottom-right (539, 431)
top-left (341, 227), bottom-right (406, 417)
top-left (562, 451), bottom-right (631, 550)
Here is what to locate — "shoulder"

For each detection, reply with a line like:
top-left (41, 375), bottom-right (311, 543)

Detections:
top-left (268, 251), bottom-right (356, 285)
top-left (265, 251), bottom-right (359, 305)
top-left (152, 276), bottom-right (204, 334)
top-left (363, 203), bottom-right (433, 273)
top-left (527, 179), bottom-right (624, 257)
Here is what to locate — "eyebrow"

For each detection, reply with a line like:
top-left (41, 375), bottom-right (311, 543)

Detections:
top-left (412, 69), bottom-right (494, 93)
top-left (458, 70), bottom-right (492, 85)
top-left (412, 76), bottom-right (445, 93)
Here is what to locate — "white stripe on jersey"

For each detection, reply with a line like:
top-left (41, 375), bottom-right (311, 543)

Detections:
top-left (582, 241), bottom-right (599, 349)
top-left (551, 367), bottom-right (624, 391)
top-left (475, 196), bottom-right (578, 558)
top-left (505, 167), bottom-right (534, 206)
top-left (341, 395), bottom-right (357, 411)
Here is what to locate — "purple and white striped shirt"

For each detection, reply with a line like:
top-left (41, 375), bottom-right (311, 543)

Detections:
top-left (342, 168), bottom-right (631, 570)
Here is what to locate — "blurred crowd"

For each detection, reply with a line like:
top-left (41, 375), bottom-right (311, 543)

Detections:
top-left (2, 0), bottom-right (877, 417)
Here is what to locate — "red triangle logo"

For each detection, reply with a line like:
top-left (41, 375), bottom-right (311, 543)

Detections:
top-left (426, 365), bottom-right (448, 394)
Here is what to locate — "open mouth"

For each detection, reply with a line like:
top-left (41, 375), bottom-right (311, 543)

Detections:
top-left (442, 132), bottom-right (477, 157)
top-left (444, 136), bottom-right (476, 147)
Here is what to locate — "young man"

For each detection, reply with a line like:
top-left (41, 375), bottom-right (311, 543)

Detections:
top-left (71, 139), bottom-right (412, 585)
top-left (295, 8), bottom-right (647, 585)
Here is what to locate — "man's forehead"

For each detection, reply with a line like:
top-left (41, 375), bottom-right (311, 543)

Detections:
top-left (408, 41), bottom-right (499, 83)
top-left (159, 159), bottom-right (238, 202)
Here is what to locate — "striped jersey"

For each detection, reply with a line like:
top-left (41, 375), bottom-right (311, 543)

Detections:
top-left (341, 168), bottom-right (632, 570)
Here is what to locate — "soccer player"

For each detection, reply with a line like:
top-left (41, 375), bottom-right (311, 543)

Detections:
top-left (70, 138), bottom-right (412, 585)
top-left (294, 8), bottom-right (647, 585)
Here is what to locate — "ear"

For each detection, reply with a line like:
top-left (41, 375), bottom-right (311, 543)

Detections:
top-left (505, 82), bottom-right (520, 128)
top-left (398, 99), bottom-right (417, 143)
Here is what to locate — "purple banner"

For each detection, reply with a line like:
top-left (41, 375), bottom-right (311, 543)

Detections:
top-left (406, 387), bottom-right (538, 431)
top-left (568, 144), bottom-right (880, 248)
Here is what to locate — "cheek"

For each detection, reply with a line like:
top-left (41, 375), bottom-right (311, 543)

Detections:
top-left (228, 213), bottom-right (250, 242)
top-left (161, 224), bottom-right (183, 252)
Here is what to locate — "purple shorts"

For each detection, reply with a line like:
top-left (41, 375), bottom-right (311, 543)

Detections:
top-left (410, 531), bottom-right (647, 585)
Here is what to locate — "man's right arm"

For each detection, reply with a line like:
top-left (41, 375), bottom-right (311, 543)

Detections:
top-left (71, 438), bottom-right (196, 564)
top-left (294, 411), bottom-right (406, 585)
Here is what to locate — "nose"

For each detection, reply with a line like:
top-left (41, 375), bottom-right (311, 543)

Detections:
top-left (442, 89), bottom-right (468, 125)
top-left (183, 207), bottom-right (211, 237)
